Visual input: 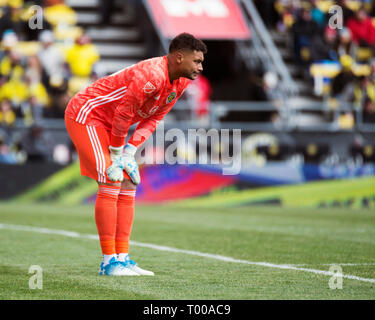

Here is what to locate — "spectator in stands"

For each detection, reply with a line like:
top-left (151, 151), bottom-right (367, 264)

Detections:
top-left (337, 0), bottom-right (355, 23)
top-left (291, 7), bottom-right (321, 64)
top-left (355, 60), bottom-right (375, 116)
top-left (363, 96), bottom-right (375, 123)
top-left (0, 130), bottom-right (17, 164)
top-left (0, 4), bottom-right (23, 40)
top-left (369, 58), bottom-right (375, 83)
top-left (21, 124), bottom-right (52, 162)
top-left (309, 26), bottom-right (338, 62)
top-left (24, 55), bottom-right (49, 122)
top-left (66, 33), bottom-right (99, 78)
top-left (37, 30), bottom-right (66, 91)
top-left (274, 0), bottom-right (300, 32)
top-left (24, 55), bottom-right (42, 85)
top-left (310, 0), bottom-right (326, 28)
top-left (0, 7), bottom-right (14, 40)
top-left (1, 69), bottom-right (29, 112)
top-left (185, 74), bottom-right (212, 125)
top-left (352, 75), bottom-right (371, 110)
top-left (331, 55), bottom-right (356, 105)
top-left (0, 30), bottom-right (26, 79)
top-left (347, 7), bottom-right (375, 47)
top-left (336, 27), bottom-right (355, 58)
top-left (0, 99), bottom-right (16, 129)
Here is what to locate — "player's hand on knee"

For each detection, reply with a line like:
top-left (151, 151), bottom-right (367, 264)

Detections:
top-left (107, 145), bottom-right (125, 182)
top-left (123, 144), bottom-right (140, 185)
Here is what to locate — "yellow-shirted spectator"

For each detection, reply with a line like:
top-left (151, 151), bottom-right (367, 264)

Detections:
top-left (338, 112), bottom-right (355, 129)
top-left (353, 77), bottom-right (375, 109)
top-left (3, 0), bottom-right (24, 8)
top-left (66, 34), bottom-right (99, 77)
top-left (1, 72), bottom-right (29, 106)
top-left (44, 2), bottom-right (77, 26)
top-left (0, 46), bottom-right (25, 80)
top-left (24, 54), bottom-right (50, 107)
top-left (29, 81), bottom-right (49, 106)
top-left (0, 55), bottom-right (24, 77)
top-left (366, 82), bottom-right (375, 102)
top-left (0, 99), bottom-right (16, 126)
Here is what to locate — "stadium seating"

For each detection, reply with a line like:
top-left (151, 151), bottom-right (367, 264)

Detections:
top-left (258, 0), bottom-right (375, 132)
top-left (1, 0), bottom-right (374, 168)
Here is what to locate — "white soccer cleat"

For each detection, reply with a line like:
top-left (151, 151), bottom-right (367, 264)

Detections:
top-left (99, 257), bottom-right (139, 276)
top-left (118, 265), bottom-right (140, 276)
top-left (120, 256), bottom-right (155, 276)
top-left (129, 264), bottom-right (155, 276)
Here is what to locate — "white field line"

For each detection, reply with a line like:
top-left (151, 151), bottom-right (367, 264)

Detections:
top-left (285, 263), bottom-right (375, 267)
top-left (1, 223), bottom-right (375, 284)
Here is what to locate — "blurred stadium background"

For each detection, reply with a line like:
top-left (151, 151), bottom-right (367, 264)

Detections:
top-left (0, 0), bottom-right (373, 207)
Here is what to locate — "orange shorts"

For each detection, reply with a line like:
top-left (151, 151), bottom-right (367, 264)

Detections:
top-left (65, 116), bottom-right (130, 183)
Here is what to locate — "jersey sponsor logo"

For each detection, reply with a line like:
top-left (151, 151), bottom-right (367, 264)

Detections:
top-left (149, 105), bottom-right (159, 115)
top-left (137, 110), bottom-right (149, 118)
top-left (143, 81), bottom-right (156, 94)
top-left (137, 105), bottom-right (160, 118)
top-left (166, 91), bottom-right (177, 104)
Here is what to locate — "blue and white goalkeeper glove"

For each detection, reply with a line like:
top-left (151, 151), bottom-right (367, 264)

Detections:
top-left (106, 144), bottom-right (140, 184)
top-left (123, 144), bottom-right (140, 185)
top-left (107, 146), bottom-right (125, 182)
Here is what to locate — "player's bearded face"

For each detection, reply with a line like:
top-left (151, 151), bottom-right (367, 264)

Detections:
top-left (181, 50), bottom-right (204, 80)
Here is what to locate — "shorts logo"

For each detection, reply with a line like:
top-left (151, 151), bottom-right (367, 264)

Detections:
top-left (143, 81), bottom-right (156, 94)
top-left (166, 91), bottom-right (177, 104)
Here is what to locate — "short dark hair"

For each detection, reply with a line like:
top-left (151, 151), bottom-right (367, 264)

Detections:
top-left (169, 33), bottom-right (207, 54)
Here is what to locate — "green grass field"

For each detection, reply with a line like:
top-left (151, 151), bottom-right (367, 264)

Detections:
top-left (0, 201), bottom-right (375, 300)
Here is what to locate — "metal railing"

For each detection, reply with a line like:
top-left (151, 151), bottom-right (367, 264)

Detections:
top-left (238, 0), bottom-right (299, 97)
top-left (170, 100), bottom-right (375, 132)
top-left (10, 100), bottom-right (375, 133)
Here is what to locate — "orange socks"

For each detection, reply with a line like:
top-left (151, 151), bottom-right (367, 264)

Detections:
top-left (95, 186), bottom-right (136, 257)
top-left (116, 189), bottom-right (136, 255)
top-left (95, 185), bottom-right (121, 255)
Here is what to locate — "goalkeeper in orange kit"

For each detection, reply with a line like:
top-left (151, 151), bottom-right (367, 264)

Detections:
top-left (65, 33), bottom-right (207, 276)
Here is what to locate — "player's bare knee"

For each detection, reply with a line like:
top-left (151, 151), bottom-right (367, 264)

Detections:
top-left (121, 179), bottom-right (137, 190)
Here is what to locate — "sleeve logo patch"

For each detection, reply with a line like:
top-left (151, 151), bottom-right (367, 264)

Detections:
top-left (166, 91), bottom-right (177, 104)
top-left (143, 81), bottom-right (156, 94)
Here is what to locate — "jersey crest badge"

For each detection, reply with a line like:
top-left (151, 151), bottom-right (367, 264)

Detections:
top-left (166, 91), bottom-right (177, 104)
top-left (143, 81), bottom-right (156, 94)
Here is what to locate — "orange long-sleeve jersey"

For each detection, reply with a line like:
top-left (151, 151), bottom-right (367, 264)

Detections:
top-left (65, 56), bottom-right (190, 148)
